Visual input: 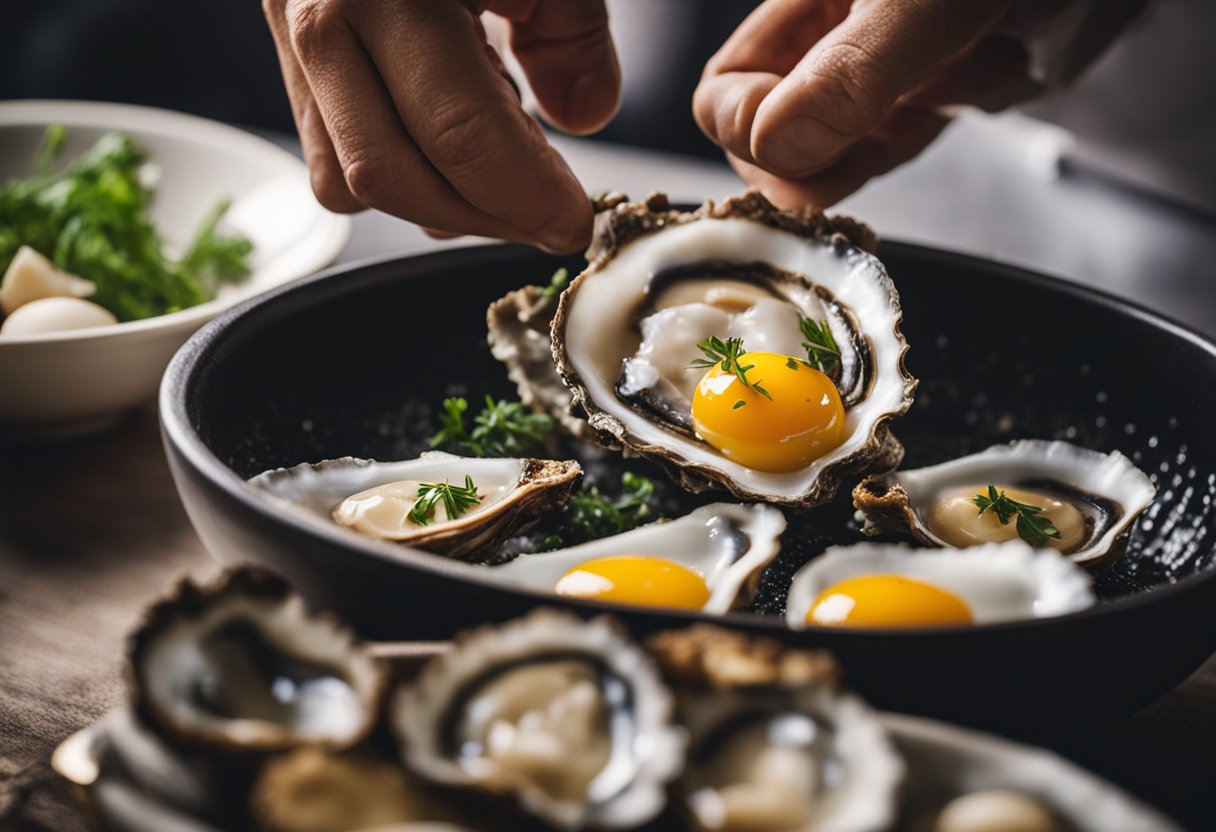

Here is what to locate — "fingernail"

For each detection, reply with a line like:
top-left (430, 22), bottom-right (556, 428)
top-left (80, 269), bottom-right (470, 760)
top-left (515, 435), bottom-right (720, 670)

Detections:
top-left (757, 116), bottom-right (842, 178)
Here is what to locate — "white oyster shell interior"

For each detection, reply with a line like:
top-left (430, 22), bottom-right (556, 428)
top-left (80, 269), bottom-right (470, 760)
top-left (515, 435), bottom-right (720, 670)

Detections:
top-left (562, 217), bottom-right (908, 500)
top-left (491, 503), bottom-right (786, 614)
top-left (785, 541), bottom-right (1095, 628)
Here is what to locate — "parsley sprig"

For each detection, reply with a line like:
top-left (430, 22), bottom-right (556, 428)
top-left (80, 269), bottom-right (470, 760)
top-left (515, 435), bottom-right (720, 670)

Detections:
top-left (407, 475), bottom-right (481, 526)
top-left (971, 486), bottom-right (1062, 547)
top-left (534, 472), bottom-right (659, 551)
top-left (799, 316), bottom-right (841, 374)
top-left (430, 396), bottom-right (556, 457)
top-left (539, 267), bottom-right (569, 300)
top-left (689, 336), bottom-right (771, 406)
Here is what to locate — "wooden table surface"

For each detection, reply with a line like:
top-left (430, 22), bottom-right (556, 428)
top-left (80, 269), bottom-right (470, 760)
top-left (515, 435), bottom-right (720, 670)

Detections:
top-left (1, 404), bottom-right (1214, 831)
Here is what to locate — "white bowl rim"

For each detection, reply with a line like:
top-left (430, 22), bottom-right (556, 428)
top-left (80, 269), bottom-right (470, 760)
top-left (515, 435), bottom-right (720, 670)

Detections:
top-left (0, 98), bottom-right (349, 346)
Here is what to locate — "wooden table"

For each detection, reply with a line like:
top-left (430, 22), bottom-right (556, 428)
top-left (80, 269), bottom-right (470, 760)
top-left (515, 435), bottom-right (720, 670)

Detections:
top-left (4, 125), bottom-right (1216, 830)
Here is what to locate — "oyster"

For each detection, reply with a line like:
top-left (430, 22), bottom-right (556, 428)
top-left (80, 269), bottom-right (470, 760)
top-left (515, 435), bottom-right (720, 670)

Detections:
top-left (537, 191), bottom-right (915, 509)
top-left (490, 502), bottom-right (786, 614)
top-left (391, 609), bottom-right (685, 831)
top-left (852, 440), bottom-right (1155, 569)
top-left (248, 453), bottom-right (581, 561)
top-left (647, 626), bottom-right (903, 832)
top-left (785, 541), bottom-right (1094, 629)
top-left (130, 568), bottom-right (387, 754)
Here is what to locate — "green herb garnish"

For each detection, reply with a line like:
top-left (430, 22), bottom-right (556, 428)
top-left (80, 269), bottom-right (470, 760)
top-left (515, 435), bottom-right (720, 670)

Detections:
top-left (971, 486), bottom-right (1062, 547)
top-left (539, 267), bottom-right (569, 300)
top-left (535, 472), bottom-right (659, 551)
top-left (430, 395), bottom-right (556, 457)
top-left (0, 126), bottom-right (253, 322)
top-left (799, 316), bottom-right (841, 374)
top-left (689, 336), bottom-right (771, 404)
top-left (407, 475), bottom-right (481, 526)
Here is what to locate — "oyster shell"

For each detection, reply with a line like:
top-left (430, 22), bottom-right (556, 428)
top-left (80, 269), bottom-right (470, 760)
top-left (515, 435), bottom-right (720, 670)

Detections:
top-left (852, 440), bottom-right (1155, 570)
top-left (490, 502), bottom-right (786, 614)
top-left (130, 568), bottom-right (387, 754)
top-left (248, 453), bottom-right (581, 561)
top-left (391, 609), bottom-right (685, 831)
top-left (647, 626), bottom-right (903, 832)
top-left (542, 191), bottom-right (915, 509)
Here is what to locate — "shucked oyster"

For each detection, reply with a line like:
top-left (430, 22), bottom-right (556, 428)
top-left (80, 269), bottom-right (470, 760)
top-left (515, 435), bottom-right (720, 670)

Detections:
top-left (130, 568), bottom-right (386, 754)
top-left (853, 440), bottom-right (1155, 570)
top-left (529, 191), bottom-right (915, 509)
top-left (392, 609), bottom-right (685, 831)
top-left (648, 626), bottom-right (903, 832)
top-left (248, 453), bottom-right (581, 561)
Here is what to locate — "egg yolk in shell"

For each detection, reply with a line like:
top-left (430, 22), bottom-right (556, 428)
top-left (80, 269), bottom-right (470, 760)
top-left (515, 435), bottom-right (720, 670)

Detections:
top-left (555, 555), bottom-right (711, 610)
top-left (807, 574), bottom-right (974, 628)
top-left (690, 352), bottom-right (845, 472)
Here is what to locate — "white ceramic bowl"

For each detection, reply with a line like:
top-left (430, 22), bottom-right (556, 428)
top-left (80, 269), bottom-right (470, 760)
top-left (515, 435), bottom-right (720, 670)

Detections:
top-left (0, 100), bottom-right (350, 440)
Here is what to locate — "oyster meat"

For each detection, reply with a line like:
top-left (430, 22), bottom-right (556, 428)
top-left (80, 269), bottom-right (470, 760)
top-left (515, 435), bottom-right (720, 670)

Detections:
top-left (520, 191), bottom-right (915, 508)
top-left (648, 626), bottom-right (903, 832)
top-left (853, 440), bottom-right (1155, 569)
top-left (248, 453), bottom-right (581, 561)
top-left (130, 568), bottom-right (387, 754)
top-left (392, 609), bottom-right (684, 831)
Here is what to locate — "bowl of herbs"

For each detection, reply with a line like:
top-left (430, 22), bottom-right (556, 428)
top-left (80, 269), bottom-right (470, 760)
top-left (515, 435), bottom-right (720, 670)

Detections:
top-left (0, 100), bottom-right (350, 440)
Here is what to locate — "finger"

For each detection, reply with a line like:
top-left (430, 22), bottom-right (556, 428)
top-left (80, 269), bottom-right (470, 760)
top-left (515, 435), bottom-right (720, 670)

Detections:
top-left (751, 0), bottom-right (1012, 177)
top-left (284, 0), bottom-right (553, 244)
top-left (906, 34), bottom-right (1042, 113)
top-left (487, 0), bottom-right (621, 135)
top-left (263, 0), bottom-right (363, 212)
top-left (348, 0), bottom-right (593, 251)
top-left (422, 226), bottom-right (462, 240)
top-left (731, 101), bottom-right (952, 208)
top-left (693, 72), bottom-right (781, 165)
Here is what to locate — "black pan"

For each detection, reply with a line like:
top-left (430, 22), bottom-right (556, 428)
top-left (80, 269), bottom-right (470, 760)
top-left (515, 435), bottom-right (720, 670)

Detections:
top-left (160, 241), bottom-right (1216, 737)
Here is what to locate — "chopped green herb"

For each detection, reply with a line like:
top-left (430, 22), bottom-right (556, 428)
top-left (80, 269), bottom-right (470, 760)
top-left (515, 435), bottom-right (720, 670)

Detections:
top-left (534, 472), bottom-right (660, 551)
top-left (689, 335), bottom-right (772, 400)
top-left (971, 485), bottom-right (1062, 547)
top-left (0, 126), bottom-right (253, 322)
top-left (786, 357), bottom-right (801, 370)
top-left (732, 400), bottom-right (747, 410)
top-left (407, 475), bottom-right (481, 526)
top-left (430, 395), bottom-right (556, 457)
top-left (539, 267), bottom-right (569, 300)
top-left (799, 316), bottom-right (841, 374)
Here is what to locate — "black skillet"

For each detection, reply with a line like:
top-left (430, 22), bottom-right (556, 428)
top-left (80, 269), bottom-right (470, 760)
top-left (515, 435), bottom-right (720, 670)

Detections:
top-left (160, 241), bottom-right (1216, 737)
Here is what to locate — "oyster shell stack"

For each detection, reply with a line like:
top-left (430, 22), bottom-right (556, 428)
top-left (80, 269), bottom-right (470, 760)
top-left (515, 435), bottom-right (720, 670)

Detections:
top-left (249, 453), bottom-right (582, 561)
top-left (391, 609), bottom-right (685, 831)
top-left (130, 568), bottom-right (387, 754)
top-left (853, 440), bottom-right (1156, 570)
top-left (493, 190), bottom-right (916, 509)
top-left (647, 626), bottom-right (904, 832)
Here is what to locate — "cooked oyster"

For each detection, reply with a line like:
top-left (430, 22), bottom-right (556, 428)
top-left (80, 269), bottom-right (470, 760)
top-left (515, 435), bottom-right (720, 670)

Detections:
top-left (391, 609), bottom-right (685, 831)
top-left (490, 502), bottom-right (786, 614)
top-left (853, 440), bottom-right (1155, 570)
top-left (534, 191), bottom-right (914, 509)
top-left (647, 626), bottom-right (903, 832)
top-left (130, 568), bottom-right (386, 754)
top-left (248, 453), bottom-right (581, 561)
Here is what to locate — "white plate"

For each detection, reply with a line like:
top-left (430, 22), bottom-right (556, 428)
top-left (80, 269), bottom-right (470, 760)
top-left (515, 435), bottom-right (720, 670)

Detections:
top-left (0, 100), bottom-right (350, 440)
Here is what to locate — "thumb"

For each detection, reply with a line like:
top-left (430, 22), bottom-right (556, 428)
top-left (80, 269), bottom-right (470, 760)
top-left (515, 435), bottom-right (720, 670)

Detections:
top-left (751, 0), bottom-right (1011, 177)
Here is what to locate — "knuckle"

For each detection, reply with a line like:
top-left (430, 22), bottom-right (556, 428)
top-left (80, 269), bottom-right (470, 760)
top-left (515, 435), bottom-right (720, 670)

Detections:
top-left (805, 41), bottom-right (891, 134)
top-left (423, 106), bottom-right (500, 174)
top-left (286, 0), bottom-right (343, 62)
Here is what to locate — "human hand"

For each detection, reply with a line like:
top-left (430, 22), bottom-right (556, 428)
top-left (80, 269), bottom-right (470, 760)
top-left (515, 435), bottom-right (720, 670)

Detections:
top-left (263, 0), bottom-right (620, 252)
top-left (695, 0), bottom-right (1051, 208)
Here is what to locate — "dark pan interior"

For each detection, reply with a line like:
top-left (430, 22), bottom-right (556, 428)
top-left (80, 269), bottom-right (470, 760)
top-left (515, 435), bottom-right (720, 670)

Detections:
top-left (193, 242), bottom-right (1216, 606)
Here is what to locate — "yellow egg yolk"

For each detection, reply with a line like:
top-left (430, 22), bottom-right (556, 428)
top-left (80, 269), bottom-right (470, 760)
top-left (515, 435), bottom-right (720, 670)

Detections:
top-left (554, 555), bottom-right (711, 610)
top-left (927, 484), bottom-right (1087, 552)
top-left (690, 352), bottom-right (845, 473)
top-left (807, 574), bottom-right (974, 628)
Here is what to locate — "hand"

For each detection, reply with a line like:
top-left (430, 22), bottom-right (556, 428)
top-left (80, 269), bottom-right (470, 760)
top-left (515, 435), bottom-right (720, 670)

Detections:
top-left (695, 0), bottom-right (1049, 208)
top-left (263, 0), bottom-right (620, 253)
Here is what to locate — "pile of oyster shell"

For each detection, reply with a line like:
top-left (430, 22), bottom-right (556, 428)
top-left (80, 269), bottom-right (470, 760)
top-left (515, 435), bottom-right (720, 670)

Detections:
top-left (94, 567), bottom-right (1097, 832)
top-left (248, 191), bottom-right (1155, 626)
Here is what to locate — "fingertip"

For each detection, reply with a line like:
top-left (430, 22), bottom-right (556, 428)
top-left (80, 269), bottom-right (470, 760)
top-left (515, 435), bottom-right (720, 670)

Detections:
top-left (534, 197), bottom-right (594, 253)
top-left (553, 67), bottom-right (622, 135)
